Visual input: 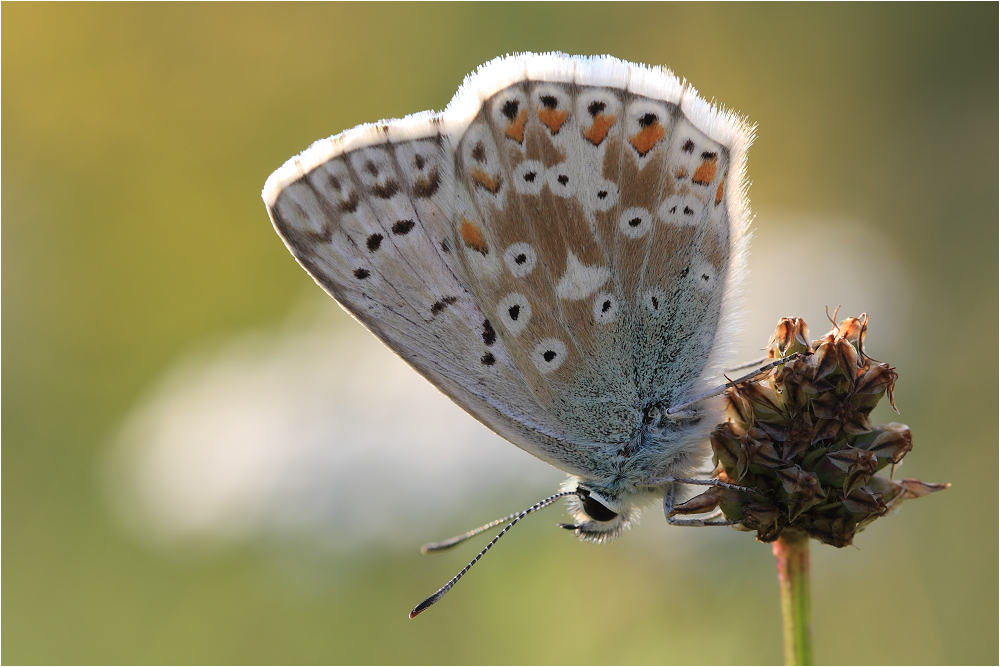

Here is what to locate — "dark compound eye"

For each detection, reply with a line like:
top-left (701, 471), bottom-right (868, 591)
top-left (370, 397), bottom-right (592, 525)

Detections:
top-left (579, 489), bottom-right (618, 522)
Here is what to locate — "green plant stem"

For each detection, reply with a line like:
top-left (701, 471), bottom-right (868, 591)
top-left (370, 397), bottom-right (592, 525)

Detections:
top-left (772, 531), bottom-right (813, 665)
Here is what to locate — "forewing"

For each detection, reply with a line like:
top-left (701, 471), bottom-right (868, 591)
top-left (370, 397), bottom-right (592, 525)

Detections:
top-left (264, 121), bottom-right (590, 475)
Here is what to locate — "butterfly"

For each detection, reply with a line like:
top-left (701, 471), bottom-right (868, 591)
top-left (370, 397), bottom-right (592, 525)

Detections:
top-left (262, 52), bottom-right (754, 616)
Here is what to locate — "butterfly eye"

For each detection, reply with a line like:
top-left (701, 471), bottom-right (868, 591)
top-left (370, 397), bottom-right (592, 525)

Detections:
top-left (578, 489), bottom-right (618, 522)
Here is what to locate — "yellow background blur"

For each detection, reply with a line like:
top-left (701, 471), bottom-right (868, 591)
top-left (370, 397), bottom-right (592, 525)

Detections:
top-left (4, 4), bottom-right (997, 664)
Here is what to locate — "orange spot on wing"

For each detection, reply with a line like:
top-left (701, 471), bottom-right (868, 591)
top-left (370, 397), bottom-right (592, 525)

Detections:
top-left (582, 114), bottom-right (615, 145)
top-left (675, 166), bottom-right (687, 179)
top-left (470, 168), bottom-right (502, 194)
top-left (692, 157), bottom-right (718, 185)
top-left (505, 109), bottom-right (528, 143)
top-left (538, 108), bottom-right (569, 134)
top-left (459, 218), bottom-right (489, 255)
top-left (715, 179), bottom-right (725, 206)
top-left (629, 122), bottom-right (666, 156)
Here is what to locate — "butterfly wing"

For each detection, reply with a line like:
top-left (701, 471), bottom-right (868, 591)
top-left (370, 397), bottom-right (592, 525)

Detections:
top-left (263, 53), bottom-right (753, 480)
top-left (443, 55), bottom-right (753, 454)
top-left (264, 115), bottom-right (596, 476)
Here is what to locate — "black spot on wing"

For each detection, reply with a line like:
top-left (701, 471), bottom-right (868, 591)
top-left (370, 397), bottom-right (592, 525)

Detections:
top-left (413, 169), bottom-right (440, 198)
top-left (392, 219), bottom-right (415, 235)
top-left (430, 296), bottom-right (458, 316)
top-left (482, 319), bottom-right (496, 346)
top-left (371, 180), bottom-right (399, 199)
top-left (501, 99), bottom-right (520, 120)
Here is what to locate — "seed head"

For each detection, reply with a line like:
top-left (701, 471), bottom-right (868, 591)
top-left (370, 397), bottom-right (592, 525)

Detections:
top-left (674, 315), bottom-right (947, 547)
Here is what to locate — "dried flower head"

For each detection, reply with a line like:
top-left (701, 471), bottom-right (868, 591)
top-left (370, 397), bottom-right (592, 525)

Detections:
top-left (673, 315), bottom-right (947, 547)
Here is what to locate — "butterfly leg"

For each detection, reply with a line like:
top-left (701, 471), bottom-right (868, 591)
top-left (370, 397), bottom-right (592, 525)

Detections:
top-left (640, 476), bottom-right (759, 496)
top-left (666, 510), bottom-right (741, 527)
top-left (662, 485), bottom-right (741, 527)
top-left (665, 353), bottom-right (804, 415)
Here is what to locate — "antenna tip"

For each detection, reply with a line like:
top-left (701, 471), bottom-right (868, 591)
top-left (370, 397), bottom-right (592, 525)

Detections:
top-left (409, 592), bottom-right (441, 619)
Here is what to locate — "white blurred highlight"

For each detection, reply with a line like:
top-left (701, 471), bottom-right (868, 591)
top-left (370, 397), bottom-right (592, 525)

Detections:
top-left (104, 215), bottom-right (911, 553)
top-left (103, 304), bottom-right (562, 554)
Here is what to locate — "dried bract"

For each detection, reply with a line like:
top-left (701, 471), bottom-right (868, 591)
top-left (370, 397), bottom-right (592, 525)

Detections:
top-left (681, 316), bottom-right (947, 547)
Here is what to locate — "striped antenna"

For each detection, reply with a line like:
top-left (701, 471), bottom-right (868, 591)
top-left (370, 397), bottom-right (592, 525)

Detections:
top-left (409, 489), bottom-right (577, 618)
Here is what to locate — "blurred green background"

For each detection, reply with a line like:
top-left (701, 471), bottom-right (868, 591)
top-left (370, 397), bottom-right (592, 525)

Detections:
top-left (4, 3), bottom-right (997, 664)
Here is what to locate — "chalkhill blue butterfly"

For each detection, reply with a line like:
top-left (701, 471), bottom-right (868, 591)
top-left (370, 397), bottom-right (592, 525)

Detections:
top-left (263, 53), bottom-right (757, 616)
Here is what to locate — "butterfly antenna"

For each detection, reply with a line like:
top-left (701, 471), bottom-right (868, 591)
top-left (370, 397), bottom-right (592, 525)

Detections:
top-left (408, 490), bottom-right (577, 619)
top-left (420, 512), bottom-right (522, 553)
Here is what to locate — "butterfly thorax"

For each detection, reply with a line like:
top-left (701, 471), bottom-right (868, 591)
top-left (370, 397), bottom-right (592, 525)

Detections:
top-left (557, 397), bottom-right (720, 542)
